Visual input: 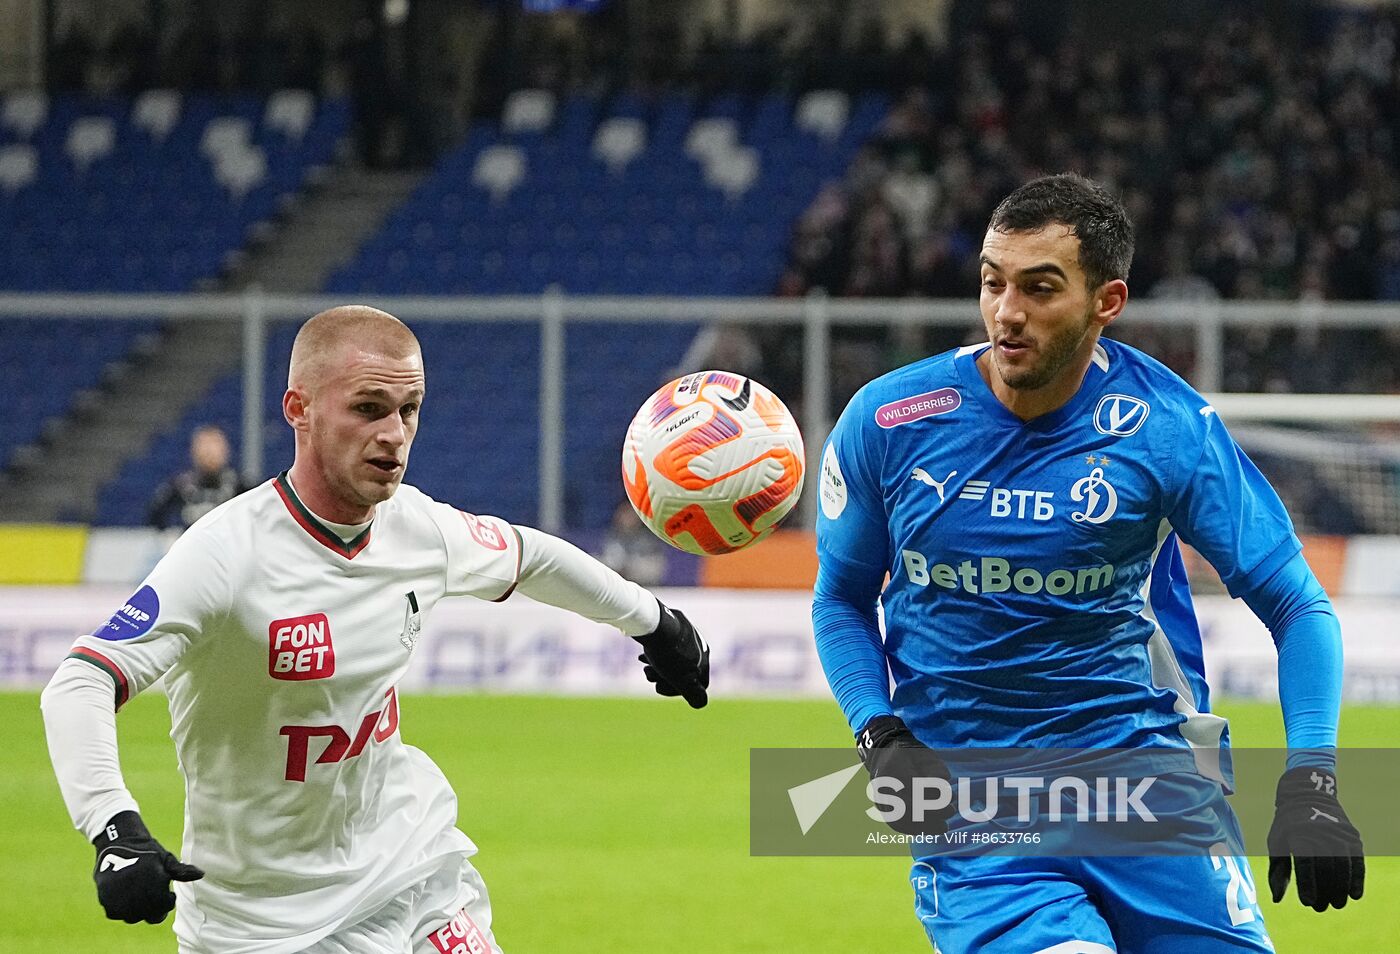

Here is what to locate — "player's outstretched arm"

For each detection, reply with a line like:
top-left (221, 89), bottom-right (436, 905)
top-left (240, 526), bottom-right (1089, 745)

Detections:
top-left (1267, 767), bottom-right (1365, 911)
top-left (510, 525), bottom-right (708, 707)
top-left (92, 811), bottom-right (204, 924)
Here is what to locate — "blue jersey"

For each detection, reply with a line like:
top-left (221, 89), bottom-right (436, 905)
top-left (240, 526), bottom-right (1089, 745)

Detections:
top-left (815, 338), bottom-right (1302, 756)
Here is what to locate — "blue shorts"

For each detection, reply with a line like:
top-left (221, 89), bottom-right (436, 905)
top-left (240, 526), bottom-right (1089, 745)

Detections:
top-left (911, 852), bottom-right (1274, 953)
top-left (909, 773), bottom-right (1273, 952)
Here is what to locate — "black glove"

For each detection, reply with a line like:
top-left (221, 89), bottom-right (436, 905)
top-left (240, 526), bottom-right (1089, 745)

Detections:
top-left (1266, 766), bottom-right (1365, 911)
top-left (634, 600), bottom-right (709, 709)
top-left (857, 715), bottom-right (954, 836)
top-left (93, 811), bottom-right (204, 924)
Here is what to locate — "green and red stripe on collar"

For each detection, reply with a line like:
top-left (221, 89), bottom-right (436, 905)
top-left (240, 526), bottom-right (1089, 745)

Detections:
top-left (273, 471), bottom-right (373, 559)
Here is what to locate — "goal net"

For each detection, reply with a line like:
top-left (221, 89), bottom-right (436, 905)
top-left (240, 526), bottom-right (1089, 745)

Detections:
top-left (1209, 394), bottom-right (1400, 537)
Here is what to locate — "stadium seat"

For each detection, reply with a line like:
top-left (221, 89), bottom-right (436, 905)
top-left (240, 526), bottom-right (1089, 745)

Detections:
top-left (472, 145), bottom-right (526, 202)
top-left (796, 90), bottom-right (848, 140)
top-left (132, 89), bottom-right (181, 141)
top-left (1, 90), bottom-right (46, 139)
top-left (592, 117), bottom-right (645, 174)
top-left (263, 89), bottom-right (315, 142)
top-left (703, 146), bottom-right (759, 200)
top-left (65, 116), bottom-right (116, 173)
top-left (200, 116), bottom-right (253, 162)
top-left (502, 89), bottom-right (555, 134)
top-left (213, 145), bottom-right (268, 200)
top-left (684, 117), bottom-right (739, 164)
top-left (0, 144), bottom-right (37, 193)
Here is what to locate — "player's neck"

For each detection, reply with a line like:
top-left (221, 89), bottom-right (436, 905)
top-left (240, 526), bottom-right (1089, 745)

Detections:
top-left (976, 341), bottom-right (1098, 422)
top-left (286, 462), bottom-right (376, 525)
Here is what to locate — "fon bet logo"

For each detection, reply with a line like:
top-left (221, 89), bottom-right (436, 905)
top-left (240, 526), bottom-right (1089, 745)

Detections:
top-left (428, 908), bottom-right (495, 954)
top-left (269, 613), bottom-right (335, 680)
top-left (1093, 394), bottom-right (1151, 437)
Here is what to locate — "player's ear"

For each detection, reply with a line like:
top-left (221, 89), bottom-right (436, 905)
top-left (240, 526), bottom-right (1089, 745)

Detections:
top-left (1092, 278), bottom-right (1128, 329)
top-left (283, 388), bottom-right (309, 431)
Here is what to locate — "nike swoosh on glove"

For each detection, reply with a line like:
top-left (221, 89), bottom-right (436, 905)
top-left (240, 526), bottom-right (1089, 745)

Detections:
top-left (93, 810), bottom-right (204, 924)
top-left (1267, 766), bottom-right (1365, 911)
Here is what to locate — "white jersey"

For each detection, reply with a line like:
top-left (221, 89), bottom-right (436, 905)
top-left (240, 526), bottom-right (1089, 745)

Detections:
top-left (66, 475), bottom-right (523, 953)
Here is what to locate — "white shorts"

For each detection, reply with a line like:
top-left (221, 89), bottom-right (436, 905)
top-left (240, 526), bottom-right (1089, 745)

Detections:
top-left (299, 854), bottom-right (502, 954)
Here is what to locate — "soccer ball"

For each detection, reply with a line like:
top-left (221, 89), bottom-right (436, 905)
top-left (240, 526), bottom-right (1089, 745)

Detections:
top-left (622, 370), bottom-right (805, 555)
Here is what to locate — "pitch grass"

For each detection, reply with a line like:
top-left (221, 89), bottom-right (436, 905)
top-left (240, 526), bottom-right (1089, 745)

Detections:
top-left (4, 693), bottom-right (1396, 952)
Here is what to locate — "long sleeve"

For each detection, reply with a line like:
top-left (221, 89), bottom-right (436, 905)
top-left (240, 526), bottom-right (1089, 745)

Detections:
top-left (512, 525), bottom-right (661, 636)
top-left (40, 659), bottom-right (139, 839)
top-left (1236, 548), bottom-right (1343, 771)
top-left (812, 555), bottom-right (894, 734)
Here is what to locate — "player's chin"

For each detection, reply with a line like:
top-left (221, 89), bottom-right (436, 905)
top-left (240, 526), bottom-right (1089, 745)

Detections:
top-left (360, 466), bottom-right (404, 497)
top-left (998, 362), bottom-right (1046, 390)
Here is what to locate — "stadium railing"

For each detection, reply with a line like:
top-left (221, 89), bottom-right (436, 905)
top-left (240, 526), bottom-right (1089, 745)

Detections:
top-left (2, 291), bottom-right (1399, 533)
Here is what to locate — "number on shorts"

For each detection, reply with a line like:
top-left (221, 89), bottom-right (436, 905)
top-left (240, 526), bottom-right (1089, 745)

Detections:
top-left (1210, 852), bottom-right (1258, 926)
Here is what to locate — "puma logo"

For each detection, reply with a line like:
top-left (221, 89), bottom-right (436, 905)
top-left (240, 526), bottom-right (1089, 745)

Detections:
top-left (911, 467), bottom-right (957, 503)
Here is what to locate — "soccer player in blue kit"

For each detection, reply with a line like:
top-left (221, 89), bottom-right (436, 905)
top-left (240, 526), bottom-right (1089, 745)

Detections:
top-left (812, 174), bottom-right (1365, 952)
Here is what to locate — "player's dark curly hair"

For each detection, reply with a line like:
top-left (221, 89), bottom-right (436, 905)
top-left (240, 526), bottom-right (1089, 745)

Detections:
top-left (988, 173), bottom-right (1135, 291)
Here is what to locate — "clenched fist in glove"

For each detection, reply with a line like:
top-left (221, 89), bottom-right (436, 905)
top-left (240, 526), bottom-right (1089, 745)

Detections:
top-left (93, 811), bottom-right (204, 924)
top-left (634, 599), bottom-right (709, 709)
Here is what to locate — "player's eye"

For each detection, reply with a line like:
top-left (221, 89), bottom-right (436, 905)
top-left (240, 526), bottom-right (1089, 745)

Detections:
top-left (355, 403), bottom-right (382, 416)
top-left (401, 403), bottom-right (419, 417)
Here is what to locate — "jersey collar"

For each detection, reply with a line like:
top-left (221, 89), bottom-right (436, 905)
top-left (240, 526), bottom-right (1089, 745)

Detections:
top-left (273, 471), bottom-right (373, 559)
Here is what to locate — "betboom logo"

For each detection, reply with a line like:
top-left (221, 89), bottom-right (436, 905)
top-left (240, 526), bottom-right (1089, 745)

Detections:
top-left (901, 551), bottom-right (1115, 596)
top-left (280, 687), bottom-right (399, 782)
top-left (268, 613), bottom-right (335, 680)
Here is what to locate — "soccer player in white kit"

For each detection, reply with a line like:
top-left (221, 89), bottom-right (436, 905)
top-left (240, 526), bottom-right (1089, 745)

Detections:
top-left (40, 306), bottom-right (711, 953)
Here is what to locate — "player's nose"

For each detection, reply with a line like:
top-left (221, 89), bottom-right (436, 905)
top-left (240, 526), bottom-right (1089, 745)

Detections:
top-left (376, 414), bottom-right (408, 448)
top-left (994, 288), bottom-right (1027, 328)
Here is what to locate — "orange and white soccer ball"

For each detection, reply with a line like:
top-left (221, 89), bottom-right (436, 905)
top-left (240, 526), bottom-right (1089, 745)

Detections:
top-left (622, 371), bottom-right (805, 555)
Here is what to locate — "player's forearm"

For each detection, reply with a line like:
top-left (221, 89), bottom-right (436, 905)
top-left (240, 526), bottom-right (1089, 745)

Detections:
top-left (513, 525), bottom-right (661, 636)
top-left (40, 659), bottom-right (139, 839)
top-left (812, 560), bottom-right (894, 734)
top-left (1240, 550), bottom-right (1343, 770)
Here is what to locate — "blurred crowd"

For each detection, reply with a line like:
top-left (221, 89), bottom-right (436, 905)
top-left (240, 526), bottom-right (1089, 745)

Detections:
top-left (48, 18), bottom-right (330, 97)
top-left (772, 2), bottom-right (1400, 396)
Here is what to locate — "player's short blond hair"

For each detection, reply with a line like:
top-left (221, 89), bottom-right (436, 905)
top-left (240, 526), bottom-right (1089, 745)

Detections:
top-left (288, 305), bottom-right (421, 394)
